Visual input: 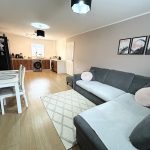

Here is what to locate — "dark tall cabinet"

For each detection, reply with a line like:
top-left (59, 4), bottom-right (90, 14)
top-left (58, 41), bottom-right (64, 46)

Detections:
top-left (0, 36), bottom-right (11, 70)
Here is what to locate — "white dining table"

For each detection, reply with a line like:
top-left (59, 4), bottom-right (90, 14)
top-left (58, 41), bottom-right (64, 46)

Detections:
top-left (0, 70), bottom-right (22, 114)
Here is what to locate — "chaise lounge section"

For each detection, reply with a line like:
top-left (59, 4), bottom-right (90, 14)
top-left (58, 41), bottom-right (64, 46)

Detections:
top-left (74, 93), bottom-right (150, 150)
top-left (73, 67), bottom-right (150, 150)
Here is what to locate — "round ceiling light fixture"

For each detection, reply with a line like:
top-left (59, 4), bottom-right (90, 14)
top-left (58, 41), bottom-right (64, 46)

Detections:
top-left (71, 0), bottom-right (92, 14)
top-left (31, 22), bottom-right (50, 30)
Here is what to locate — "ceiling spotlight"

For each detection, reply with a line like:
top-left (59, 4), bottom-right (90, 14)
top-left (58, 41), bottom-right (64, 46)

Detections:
top-left (71, 0), bottom-right (92, 14)
top-left (31, 22), bottom-right (50, 30)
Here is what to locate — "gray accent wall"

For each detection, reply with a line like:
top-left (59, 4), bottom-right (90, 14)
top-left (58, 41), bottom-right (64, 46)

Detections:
top-left (67, 13), bottom-right (150, 77)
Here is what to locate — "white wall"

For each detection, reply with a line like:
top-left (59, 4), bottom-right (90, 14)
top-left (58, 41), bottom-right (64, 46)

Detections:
top-left (0, 33), bottom-right (57, 59)
top-left (56, 39), bottom-right (66, 60)
top-left (67, 13), bottom-right (150, 77)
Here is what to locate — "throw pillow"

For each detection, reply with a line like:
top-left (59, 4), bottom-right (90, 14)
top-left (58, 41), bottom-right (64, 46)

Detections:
top-left (130, 114), bottom-right (150, 150)
top-left (135, 87), bottom-right (150, 107)
top-left (81, 72), bottom-right (93, 81)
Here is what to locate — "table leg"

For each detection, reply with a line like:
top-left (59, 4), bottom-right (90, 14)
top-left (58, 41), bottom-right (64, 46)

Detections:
top-left (15, 83), bottom-right (22, 114)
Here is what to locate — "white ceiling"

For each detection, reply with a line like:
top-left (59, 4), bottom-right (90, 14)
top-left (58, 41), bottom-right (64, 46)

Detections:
top-left (0, 0), bottom-right (150, 40)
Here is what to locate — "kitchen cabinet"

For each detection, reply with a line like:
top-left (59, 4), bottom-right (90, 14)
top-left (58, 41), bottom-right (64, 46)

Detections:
top-left (11, 59), bottom-right (50, 70)
top-left (42, 60), bottom-right (50, 69)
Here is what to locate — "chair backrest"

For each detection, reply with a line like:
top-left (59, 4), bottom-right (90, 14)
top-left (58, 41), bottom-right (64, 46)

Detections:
top-left (20, 66), bottom-right (26, 91)
top-left (18, 64), bottom-right (23, 86)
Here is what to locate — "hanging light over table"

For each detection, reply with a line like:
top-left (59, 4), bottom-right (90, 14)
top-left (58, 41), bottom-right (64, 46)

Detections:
top-left (36, 30), bottom-right (45, 37)
top-left (71, 0), bottom-right (92, 14)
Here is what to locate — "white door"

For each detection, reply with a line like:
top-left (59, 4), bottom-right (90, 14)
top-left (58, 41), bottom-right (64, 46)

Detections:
top-left (66, 42), bottom-right (74, 76)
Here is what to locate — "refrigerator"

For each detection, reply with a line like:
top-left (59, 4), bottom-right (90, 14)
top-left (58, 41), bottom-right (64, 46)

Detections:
top-left (0, 36), bottom-right (11, 70)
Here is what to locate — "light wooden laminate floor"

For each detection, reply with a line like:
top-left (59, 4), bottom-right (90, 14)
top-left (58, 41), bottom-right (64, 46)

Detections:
top-left (0, 70), bottom-right (80, 150)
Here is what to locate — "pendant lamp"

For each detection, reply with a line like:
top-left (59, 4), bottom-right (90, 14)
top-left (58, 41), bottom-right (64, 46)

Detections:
top-left (71, 0), bottom-right (92, 14)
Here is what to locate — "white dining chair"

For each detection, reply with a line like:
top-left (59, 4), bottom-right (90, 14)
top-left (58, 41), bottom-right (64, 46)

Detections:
top-left (0, 66), bottom-right (28, 115)
top-left (2, 64), bottom-right (22, 106)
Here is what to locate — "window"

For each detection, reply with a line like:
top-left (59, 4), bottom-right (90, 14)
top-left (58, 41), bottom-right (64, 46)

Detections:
top-left (32, 44), bottom-right (44, 57)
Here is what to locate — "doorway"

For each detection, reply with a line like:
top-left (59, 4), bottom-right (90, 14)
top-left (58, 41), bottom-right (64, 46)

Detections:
top-left (66, 42), bottom-right (74, 76)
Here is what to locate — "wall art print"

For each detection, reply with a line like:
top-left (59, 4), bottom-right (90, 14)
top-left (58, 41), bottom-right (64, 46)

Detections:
top-left (130, 36), bottom-right (147, 55)
top-left (118, 38), bottom-right (131, 55)
top-left (145, 36), bottom-right (150, 55)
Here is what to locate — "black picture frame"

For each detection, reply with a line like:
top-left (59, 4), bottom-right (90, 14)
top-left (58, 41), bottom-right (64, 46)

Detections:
top-left (118, 38), bottom-right (131, 55)
top-left (129, 36), bottom-right (147, 55)
top-left (145, 36), bottom-right (150, 55)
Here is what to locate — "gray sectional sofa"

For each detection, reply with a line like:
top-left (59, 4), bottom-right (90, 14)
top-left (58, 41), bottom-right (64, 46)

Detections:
top-left (73, 67), bottom-right (150, 150)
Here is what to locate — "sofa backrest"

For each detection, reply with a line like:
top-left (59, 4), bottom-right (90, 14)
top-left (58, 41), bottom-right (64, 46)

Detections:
top-left (128, 75), bottom-right (150, 94)
top-left (90, 67), bottom-right (150, 94)
top-left (104, 70), bottom-right (134, 92)
top-left (90, 67), bottom-right (109, 83)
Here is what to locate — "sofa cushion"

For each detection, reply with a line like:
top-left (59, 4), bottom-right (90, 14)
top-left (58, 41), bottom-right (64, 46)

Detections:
top-left (130, 114), bottom-right (150, 150)
top-left (79, 93), bottom-right (150, 150)
top-left (76, 80), bottom-right (125, 101)
top-left (135, 87), bottom-right (150, 107)
top-left (128, 75), bottom-right (150, 94)
top-left (90, 67), bottom-right (109, 83)
top-left (104, 70), bottom-right (134, 92)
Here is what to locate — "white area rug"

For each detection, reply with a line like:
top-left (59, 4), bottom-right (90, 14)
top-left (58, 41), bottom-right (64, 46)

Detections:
top-left (41, 89), bottom-right (96, 150)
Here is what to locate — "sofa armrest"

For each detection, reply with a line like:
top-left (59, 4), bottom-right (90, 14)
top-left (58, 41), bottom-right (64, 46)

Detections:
top-left (73, 74), bottom-right (81, 88)
top-left (74, 115), bottom-right (107, 150)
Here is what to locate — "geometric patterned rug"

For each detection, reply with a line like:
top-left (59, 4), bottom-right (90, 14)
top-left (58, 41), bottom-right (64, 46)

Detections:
top-left (41, 89), bottom-right (96, 150)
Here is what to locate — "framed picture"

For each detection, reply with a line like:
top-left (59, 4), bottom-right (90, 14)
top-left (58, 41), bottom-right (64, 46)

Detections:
top-left (130, 36), bottom-right (147, 55)
top-left (118, 38), bottom-right (131, 55)
top-left (145, 36), bottom-right (150, 55)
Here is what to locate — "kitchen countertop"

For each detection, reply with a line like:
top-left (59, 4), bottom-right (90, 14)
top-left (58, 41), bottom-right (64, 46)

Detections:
top-left (11, 58), bottom-right (50, 60)
top-left (50, 59), bottom-right (65, 62)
